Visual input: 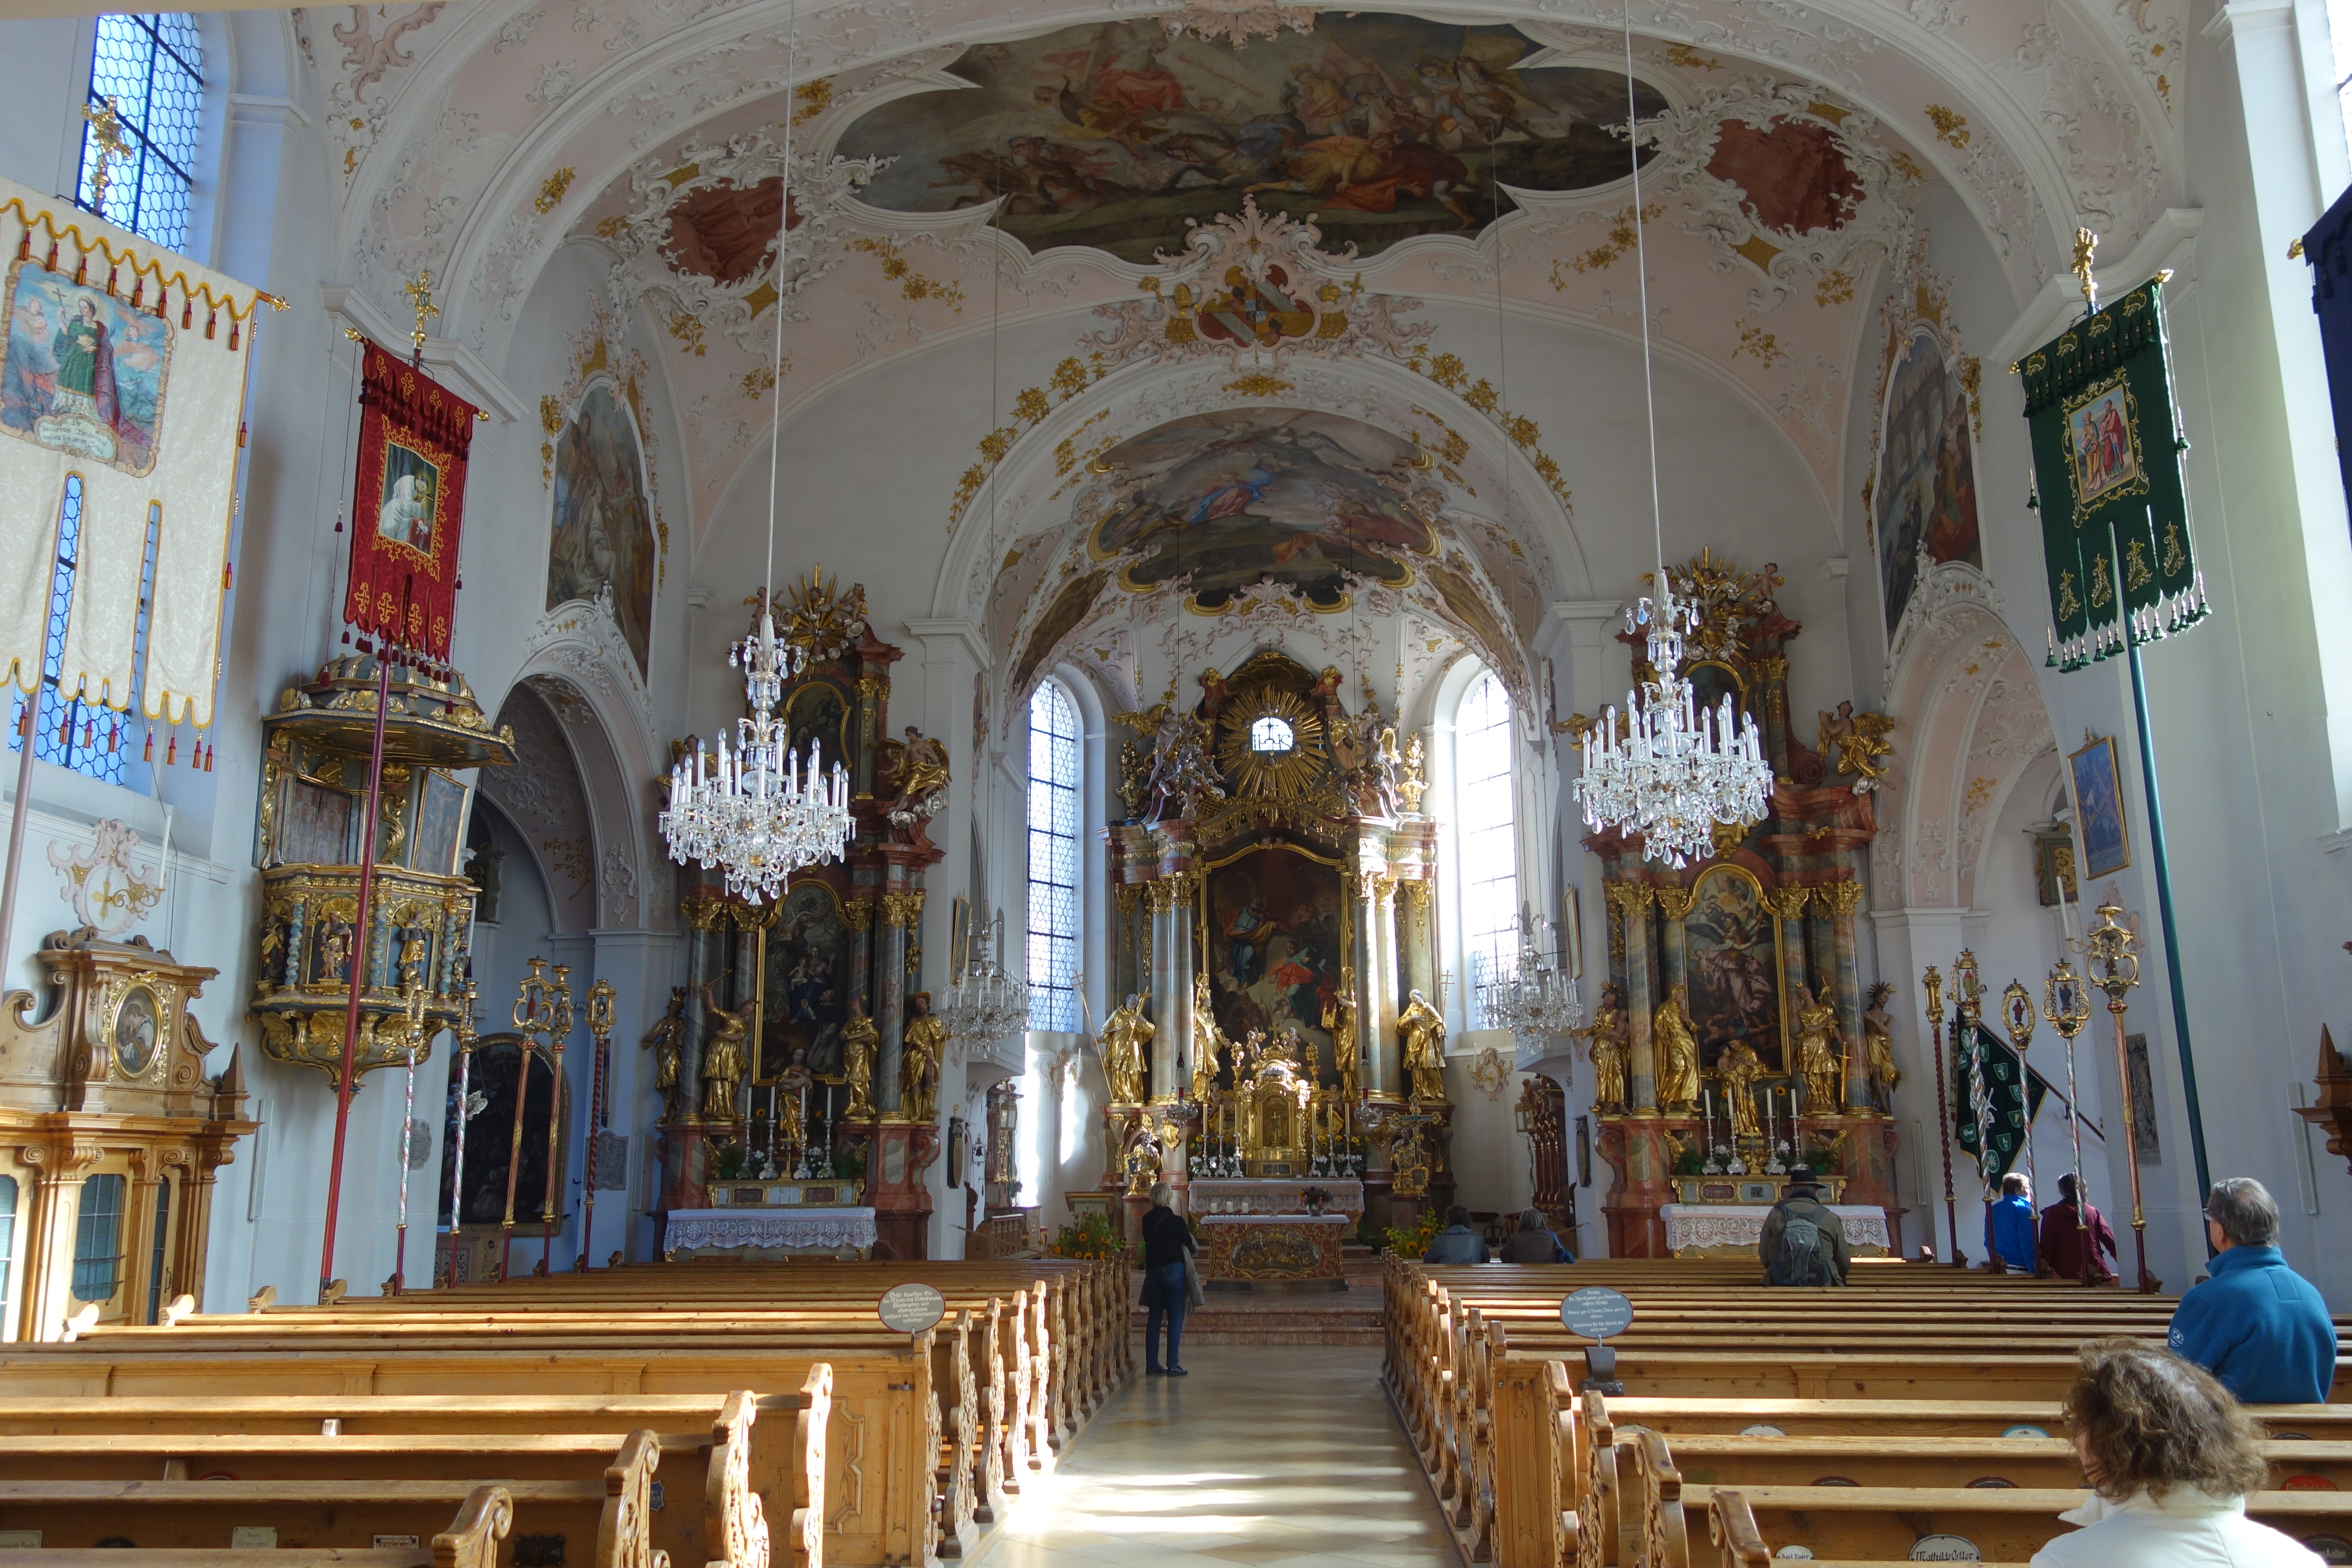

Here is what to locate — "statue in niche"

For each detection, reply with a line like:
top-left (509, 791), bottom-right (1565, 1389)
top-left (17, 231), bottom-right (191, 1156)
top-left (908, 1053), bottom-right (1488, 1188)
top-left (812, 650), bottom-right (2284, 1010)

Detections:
top-left (900, 991), bottom-right (946, 1122)
top-left (642, 986), bottom-right (688, 1118)
top-left (1320, 968), bottom-right (1360, 1100)
top-left (1190, 972), bottom-right (1223, 1101)
top-left (1398, 988), bottom-right (1448, 1106)
top-left (1099, 993), bottom-right (1154, 1105)
top-left (1584, 982), bottom-right (1630, 1111)
top-left (1862, 981), bottom-right (1902, 1110)
top-left (1654, 984), bottom-right (1702, 1108)
top-left (698, 981), bottom-right (748, 1121)
top-left (841, 1000), bottom-right (880, 1121)
top-left (1715, 1040), bottom-right (1766, 1138)
top-left (1793, 984), bottom-right (1845, 1113)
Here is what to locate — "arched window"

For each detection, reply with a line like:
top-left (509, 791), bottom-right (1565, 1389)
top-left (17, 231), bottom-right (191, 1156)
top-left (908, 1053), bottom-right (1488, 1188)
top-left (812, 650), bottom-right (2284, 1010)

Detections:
top-left (1026, 681), bottom-right (1081, 1032)
top-left (1455, 670), bottom-right (1518, 1024)
top-left (80, 13), bottom-right (205, 250)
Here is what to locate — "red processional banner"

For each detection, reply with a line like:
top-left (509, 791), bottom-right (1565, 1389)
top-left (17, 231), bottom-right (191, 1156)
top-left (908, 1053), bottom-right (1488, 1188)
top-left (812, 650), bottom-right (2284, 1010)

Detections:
top-left (341, 340), bottom-right (479, 662)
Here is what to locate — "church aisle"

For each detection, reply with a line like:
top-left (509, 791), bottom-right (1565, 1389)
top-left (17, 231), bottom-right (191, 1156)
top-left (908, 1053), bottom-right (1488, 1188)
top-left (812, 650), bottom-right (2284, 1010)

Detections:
top-left (974, 1344), bottom-right (1458, 1568)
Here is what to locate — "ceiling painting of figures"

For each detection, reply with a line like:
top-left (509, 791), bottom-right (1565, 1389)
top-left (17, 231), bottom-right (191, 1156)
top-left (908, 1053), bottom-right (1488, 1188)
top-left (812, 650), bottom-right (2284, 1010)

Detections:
top-left (1089, 407), bottom-right (1439, 612)
top-left (835, 16), bottom-right (1666, 261)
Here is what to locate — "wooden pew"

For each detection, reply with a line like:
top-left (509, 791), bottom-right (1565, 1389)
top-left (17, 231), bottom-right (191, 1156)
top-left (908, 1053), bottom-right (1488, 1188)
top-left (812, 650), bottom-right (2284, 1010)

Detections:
top-left (0, 1485), bottom-right (511, 1568)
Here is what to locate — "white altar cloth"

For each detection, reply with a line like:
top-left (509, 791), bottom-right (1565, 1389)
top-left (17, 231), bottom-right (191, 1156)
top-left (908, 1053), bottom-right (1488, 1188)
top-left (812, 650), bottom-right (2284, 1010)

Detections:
top-left (1197, 1213), bottom-right (1354, 1227)
top-left (1186, 1177), bottom-right (1364, 1216)
top-left (664, 1206), bottom-right (876, 1253)
top-left (1662, 1203), bottom-right (1891, 1255)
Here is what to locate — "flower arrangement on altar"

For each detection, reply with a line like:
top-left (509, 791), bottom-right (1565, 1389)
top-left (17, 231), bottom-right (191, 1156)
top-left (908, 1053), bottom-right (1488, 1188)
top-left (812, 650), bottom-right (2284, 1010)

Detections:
top-left (1381, 1209), bottom-right (1444, 1260)
top-left (1300, 1185), bottom-right (1333, 1216)
top-left (1049, 1212), bottom-right (1127, 1260)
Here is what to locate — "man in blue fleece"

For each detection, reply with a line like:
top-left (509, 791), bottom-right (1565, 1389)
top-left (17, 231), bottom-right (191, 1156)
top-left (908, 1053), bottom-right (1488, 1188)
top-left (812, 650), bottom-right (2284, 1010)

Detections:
top-left (2166, 1177), bottom-right (2337, 1405)
top-left (1987, 1172), bottom-right (2037, 1274)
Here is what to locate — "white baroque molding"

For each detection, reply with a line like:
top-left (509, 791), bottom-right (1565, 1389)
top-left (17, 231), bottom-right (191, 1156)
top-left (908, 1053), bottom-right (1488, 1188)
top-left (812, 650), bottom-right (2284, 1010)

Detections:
top-left (522, 583), bottom-right (657, 742)
top-left (1884, 555), bottom-right (2007, 692)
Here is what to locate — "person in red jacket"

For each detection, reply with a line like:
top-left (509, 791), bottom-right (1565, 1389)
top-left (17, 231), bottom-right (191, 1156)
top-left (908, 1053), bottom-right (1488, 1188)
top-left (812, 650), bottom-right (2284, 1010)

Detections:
top-left (2038, 1173), bottom-right (2119, 1283)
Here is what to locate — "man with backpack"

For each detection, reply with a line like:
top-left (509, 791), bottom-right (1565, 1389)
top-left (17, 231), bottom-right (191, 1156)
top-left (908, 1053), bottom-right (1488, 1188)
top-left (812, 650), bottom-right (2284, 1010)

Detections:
top-left (1759, 1165), bottom-right (1851, 1286)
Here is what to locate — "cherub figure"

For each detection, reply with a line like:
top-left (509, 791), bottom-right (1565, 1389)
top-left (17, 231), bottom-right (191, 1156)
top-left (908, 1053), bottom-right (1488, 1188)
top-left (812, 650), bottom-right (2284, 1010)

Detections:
top-left (1817, 701), bottom-right (1896, 785)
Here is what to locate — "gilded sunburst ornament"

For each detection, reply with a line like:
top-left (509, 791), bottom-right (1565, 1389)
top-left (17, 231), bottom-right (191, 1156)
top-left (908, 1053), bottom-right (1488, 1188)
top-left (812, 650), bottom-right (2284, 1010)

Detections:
top-left (1216, 687), bottom-right (1327, 799)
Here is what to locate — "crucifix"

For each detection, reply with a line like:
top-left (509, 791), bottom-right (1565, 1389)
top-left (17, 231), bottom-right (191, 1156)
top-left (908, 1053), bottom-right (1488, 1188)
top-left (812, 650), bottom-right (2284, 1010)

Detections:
top-left (404, 268), bottom-right (438, 368)
top-left (2071, 226), bottom-right (2099, 314)
top-left (82, 95), bottom-right (129, 216)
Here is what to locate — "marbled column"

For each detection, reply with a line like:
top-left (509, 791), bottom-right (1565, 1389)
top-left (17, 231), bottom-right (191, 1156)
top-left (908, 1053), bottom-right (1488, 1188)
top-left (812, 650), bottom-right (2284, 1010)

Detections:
top-left (1769, 885), bottom-right (1811, 1066)
top-left (1656, 885), bottom-right (1694, 996)
top-left (1145, 872), bottom-right (1197, 1105)
top-left (1611, 883), bottom-right (1658, 1109)
top-left (1400, 879), bottom-right (1436, 1004)
top-left (1819, 879), bottom-right (1869, 1107)
top-left (1358, 872), bottom-right (1400, 1101)
top-left (876, 889), bottom-right (924, 1112)
top-left (1753, 654), bottom-right (1792, 778)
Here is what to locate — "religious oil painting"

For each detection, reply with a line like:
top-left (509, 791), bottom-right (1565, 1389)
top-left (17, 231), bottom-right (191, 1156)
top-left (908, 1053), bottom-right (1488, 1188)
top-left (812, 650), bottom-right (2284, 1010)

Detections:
top-left (835, 16), bottom-right (1665, 262)
top-left (1681, 864), bottom-right (1785, 1072)
top-left (1203, 847), bottom-right (1346, 1062)
top-left (1874, 327), bottom-right (1982, 635)
top-left (375, 441), bottom-right (443, 556)
top-left (1091, 408), bottom-right (1435, 612)
top-left (783, 678), bottom-right (851, 775)
top-left (412, 771), bottom-right (469, 876)
top-left (2063, 374), bottom-right (2144, 508)
top-left (2068, 733), bottom-right (2130, 878)
top-left (548, 383), bottom-right (657, 674)
top-left (277, 775), bottom-right (355, 866)
top-left (0, 258), bottom-right (172, 474)
top-left (760, 879), bottom-right (854, 1081)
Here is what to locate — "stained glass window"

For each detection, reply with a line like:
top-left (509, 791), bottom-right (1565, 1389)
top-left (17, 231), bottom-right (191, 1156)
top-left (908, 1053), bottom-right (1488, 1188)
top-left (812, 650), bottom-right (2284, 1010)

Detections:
top-left (1026, 681), bottom-right (1081, 1033)
top-left (1457, 671), bottom-right (1518, 1026)
top-left (7, 479), bottom-right (160, 788)
top-left (80, 13), bottom-right (205, 251)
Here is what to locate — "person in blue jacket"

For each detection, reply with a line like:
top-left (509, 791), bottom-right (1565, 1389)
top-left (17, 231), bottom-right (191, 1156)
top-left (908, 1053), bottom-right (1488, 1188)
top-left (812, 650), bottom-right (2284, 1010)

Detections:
top-left (2166, 1177), bottom-right (2337, 1405)
top-left (1987, 1172), bottom-right (2037, 1274)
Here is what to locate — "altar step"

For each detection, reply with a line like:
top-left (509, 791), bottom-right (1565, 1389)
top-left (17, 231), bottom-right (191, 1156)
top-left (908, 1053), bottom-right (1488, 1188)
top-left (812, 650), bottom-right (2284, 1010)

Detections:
top-left (1130, 1276), bottom-right (1384, 1345)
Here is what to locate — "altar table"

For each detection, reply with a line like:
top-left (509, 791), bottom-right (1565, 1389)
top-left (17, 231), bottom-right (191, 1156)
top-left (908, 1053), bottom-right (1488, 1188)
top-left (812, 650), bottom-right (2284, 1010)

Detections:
top-left (1661, 1203), bottom-right (1891, 1259)
top-left (1197, 1212), bottom-right (1351, 1286)
top-left (1186, 1177), bottom-right (1364, 1217)
top-left (663, 1205), bottom-right (875, 1260)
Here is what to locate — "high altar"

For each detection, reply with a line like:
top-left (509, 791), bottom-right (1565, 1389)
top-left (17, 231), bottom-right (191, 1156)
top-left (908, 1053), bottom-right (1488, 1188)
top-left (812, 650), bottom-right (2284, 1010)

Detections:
top-left (1095, 651), bottom-right (1454, 1256)
top-left (1580, 554), bottom-right (1902, 1257)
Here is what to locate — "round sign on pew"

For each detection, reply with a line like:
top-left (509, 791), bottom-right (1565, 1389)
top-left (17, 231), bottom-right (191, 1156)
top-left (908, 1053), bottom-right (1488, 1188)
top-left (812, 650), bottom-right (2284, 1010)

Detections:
top-left (879, 1282), bottom-right (946, 1336)
top-left (1908, 1536), bottom-right (1981, 1562)
top-left (1559, 1285), bottom-right (1634, 1341)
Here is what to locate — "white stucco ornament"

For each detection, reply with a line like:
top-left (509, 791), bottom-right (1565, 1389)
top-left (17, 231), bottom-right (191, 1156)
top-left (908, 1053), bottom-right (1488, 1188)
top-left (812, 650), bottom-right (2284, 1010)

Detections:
top-left (47, 818), bottom-right (163, 934)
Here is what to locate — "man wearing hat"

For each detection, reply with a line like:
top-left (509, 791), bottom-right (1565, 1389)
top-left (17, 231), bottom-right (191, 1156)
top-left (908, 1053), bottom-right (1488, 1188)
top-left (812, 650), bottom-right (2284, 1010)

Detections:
top-left (1758, 1165), bottom-right (1850, 1286)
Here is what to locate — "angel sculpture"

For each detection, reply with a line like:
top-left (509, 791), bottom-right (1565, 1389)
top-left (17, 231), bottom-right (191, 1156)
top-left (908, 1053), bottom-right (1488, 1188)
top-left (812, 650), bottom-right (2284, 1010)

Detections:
top-left (879, 725), bottom-right (951, 825)
top-left (1817, 701), bottom-right (1896, 787)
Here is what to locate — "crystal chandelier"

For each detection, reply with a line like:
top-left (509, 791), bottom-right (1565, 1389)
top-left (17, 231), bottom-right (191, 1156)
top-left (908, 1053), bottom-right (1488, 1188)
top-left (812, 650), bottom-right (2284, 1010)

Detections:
top-left (940, 910), bottom-right (1031, 1052)
top-left (1477, 909), bottom-right (1586, 1050)
top-left (657, 0), bottom-right (852, 902)
top-left (1571, 16), bottom-right (1773, 869)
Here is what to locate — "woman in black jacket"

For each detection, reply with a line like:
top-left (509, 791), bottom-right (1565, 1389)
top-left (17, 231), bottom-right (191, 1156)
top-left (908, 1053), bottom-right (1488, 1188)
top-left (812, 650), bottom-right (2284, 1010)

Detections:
top-left (1139, 1182), bottom-right (1197, 1376)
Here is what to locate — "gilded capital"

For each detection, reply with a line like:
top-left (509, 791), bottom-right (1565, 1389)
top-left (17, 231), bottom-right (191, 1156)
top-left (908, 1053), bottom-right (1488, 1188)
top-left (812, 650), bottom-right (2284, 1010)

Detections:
top-left (1818, 879), bottom-right (1865, 917)
top-left (1113, 883), bottom-right (1142, 916)
top-left (1654, 886), bottom-right (1697, 921)
top-left (881, 891), bottom-right (927, 930)
top-left (842, 897), bottom-right (876, 932)
top-left (1767, 886), bottom-right (1811, 920)
top-left (1372, 873), bottom-right (1399, 906)
top-left (1603, 882), bottom-right (1655, 919)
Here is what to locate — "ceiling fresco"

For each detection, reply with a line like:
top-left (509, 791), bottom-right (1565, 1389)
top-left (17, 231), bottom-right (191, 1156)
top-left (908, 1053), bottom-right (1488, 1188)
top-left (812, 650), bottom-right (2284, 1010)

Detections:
top-left (834, 17), bottom-right (1666, 261)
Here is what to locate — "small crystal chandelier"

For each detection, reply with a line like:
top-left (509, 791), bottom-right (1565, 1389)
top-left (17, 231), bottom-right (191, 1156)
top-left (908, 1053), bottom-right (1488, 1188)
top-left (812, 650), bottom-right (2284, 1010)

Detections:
top-left (1571, 16), bottom-right (1773, 869)
top-left (940, 909), bottom-right (1031, 1052)
top-left (657, 0), bottom-right (852, 903)
top-left (1477, 908), bottom-right (1586, 1050)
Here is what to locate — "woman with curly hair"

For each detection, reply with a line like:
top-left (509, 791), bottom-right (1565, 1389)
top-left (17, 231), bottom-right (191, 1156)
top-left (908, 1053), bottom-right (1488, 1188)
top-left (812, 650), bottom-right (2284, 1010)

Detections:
top-left (2033, 1338), bottom-right (2321, 1566)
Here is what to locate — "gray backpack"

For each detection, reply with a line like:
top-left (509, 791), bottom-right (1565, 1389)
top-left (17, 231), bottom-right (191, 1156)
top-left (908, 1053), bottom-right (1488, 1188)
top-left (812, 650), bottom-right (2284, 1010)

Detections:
top-left (1767, 1203), bottom-right (1831, 1286)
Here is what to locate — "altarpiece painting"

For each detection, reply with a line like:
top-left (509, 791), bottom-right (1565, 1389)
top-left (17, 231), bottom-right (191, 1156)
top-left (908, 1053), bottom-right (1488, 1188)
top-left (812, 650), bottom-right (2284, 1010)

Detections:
top-left (759, 878), bottom-right (854, 1081)
top-left (1202, 847), bottom-right (1347, 1069)
top-left (1682, 864), bottom-right (1786, 1071)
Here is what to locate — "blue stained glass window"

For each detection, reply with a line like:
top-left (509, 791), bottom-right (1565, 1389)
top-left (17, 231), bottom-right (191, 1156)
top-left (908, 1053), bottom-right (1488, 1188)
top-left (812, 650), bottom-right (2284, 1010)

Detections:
top-left (1457, 671), bottom-right (1518, 1026)
top-left (1026, 681), bottom-right (1081, 1033)
top-left (8, 478), bottom-right (160, 788)
top-left (79, 13), bottom-right (205, 251)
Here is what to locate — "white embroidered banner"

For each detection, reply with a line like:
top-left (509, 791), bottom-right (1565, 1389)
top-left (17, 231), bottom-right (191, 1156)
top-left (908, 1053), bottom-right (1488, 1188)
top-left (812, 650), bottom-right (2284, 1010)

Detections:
top-left (0, 173), bottom-right (273, 728)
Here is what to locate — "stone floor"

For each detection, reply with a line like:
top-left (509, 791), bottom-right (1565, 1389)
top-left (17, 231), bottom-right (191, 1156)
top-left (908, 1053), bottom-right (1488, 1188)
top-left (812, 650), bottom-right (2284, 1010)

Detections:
top-left (971, 1345), bottom-right (1458, 1568)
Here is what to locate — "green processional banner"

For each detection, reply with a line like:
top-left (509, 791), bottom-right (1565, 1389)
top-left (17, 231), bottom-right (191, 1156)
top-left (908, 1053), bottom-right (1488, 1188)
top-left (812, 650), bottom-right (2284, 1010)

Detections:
top-left (2021, 278), bottom-right (2209, 670)
top-left (1952, 1023), bottom-right (2036, 1185)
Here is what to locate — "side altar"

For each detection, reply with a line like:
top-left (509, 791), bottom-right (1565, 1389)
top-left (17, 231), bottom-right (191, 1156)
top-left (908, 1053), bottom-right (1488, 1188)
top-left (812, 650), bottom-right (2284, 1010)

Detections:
top-left (1578, 555), bottom-right (1903, 1257)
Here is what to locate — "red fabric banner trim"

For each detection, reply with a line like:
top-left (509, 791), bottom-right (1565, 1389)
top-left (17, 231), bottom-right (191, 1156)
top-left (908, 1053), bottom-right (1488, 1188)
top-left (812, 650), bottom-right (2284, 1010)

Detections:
top-left (340, 342), bottom-right (479, 662)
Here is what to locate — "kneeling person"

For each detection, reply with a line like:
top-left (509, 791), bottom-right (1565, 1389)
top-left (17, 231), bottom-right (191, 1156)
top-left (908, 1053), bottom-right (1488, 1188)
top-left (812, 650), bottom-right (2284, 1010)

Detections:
top-left (1760, 1165), bottom-right (1849, 1286)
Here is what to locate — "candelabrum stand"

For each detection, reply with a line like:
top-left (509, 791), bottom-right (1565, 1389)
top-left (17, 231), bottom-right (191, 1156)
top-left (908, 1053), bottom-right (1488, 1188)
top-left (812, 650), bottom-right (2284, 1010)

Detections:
top-left (505, 958), bottom-right (574, 1280)
top-left (2040, 961), bottom-right (2095, 1286)
top-left (576, 979), bottom-right (616, 1271)
top-left (2082, 902), bottom-right (2160, 1294)
top-left (1922, 965), bottom-right (1962, 1265)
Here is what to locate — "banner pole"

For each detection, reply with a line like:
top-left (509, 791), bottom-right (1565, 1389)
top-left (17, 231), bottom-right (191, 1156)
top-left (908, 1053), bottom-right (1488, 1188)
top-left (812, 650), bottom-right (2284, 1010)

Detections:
top-left (2122, 631), bottom-right (2211, 1214)
top-left (319, 652), bottom-right (392, 1301)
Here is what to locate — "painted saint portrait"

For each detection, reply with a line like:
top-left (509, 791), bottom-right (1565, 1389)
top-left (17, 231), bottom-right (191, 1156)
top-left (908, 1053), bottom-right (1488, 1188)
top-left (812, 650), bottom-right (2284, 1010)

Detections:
top-left (1204, 848), bottom-right (1345, 1062)
top-left (548, 384), bottom-right (658, 674)
top-left (1874, 328), bottom-right (1982, 635)
top-left (377, 441), bottom-right (441, 555)
top-left (2064, 377), bottom-right (2143, 507)
top-left (783, 679), bottom-right (851, 775)
top-left (836, 16), bottom-right (1664, 262)
top-left (2068, 734), bottom-right (2130, 878)
top-left (1091, 408), bottom-right (1435, 612)
top-left (760, 880), bottom-right (854, 1080)
top-left (0, 259), bottom-right (172, 474)
top-left (1681, 865), bottom-right (1783, 1071)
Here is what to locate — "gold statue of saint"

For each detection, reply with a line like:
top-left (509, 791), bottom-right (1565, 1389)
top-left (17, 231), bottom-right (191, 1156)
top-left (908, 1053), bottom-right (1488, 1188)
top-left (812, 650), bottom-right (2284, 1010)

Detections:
top-left (697, 980), bottom-right (747, 1121)
top-left (1320, 968), bottom-right (1360, 1100)
top-left (1862, 980), bottom-right (1901, 1110)
top-left (1794, 984), bottom-right (1844, 1113)
top-left (1716, 1040), bottom-right (1766, 1138)
top-left (641, 986), bottom-right (688, 1118)
top-left (899, 992), bottom-right (946, 1122)
top-left (840, 1001), bottom-right (880, 1120)
top-left (1191, 974), bottom-right (1223, 1102)
top-left (1585, 982), bottom-right (1630, 1111)
top-left (1654, 984), bottom-right (1701, 1108)
top-left (1099, 993), bottom-right (1154, 1105)
top-left (1399, 988), bottom-right (1448, 1105)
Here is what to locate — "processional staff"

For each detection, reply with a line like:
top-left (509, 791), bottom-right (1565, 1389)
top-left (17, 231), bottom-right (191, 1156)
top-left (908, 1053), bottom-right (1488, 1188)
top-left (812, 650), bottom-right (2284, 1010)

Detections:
top-left (1921, 965), bottom-right (1960, 1266)
top-left (2002, 980), bottom-right (2041, 1262)
top-left (2082, 903), bottom-right (2159, 1294)
top-left (448, 978), bottom-right (481, 1257)
top-left (392, 943), bottom-right (428, 1295)
top-left (2040, 960), bottom-right (2095, 1285)
top-left (540, 965), bottom-right (576, 1268)
top-left (577, 979), bottom-right (616, 1271)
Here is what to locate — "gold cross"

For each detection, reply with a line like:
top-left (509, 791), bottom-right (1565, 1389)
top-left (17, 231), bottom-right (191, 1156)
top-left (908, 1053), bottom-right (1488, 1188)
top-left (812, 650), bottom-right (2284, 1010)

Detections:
top-left (2070, 226), bottom-right (2099, 313)
top-left (404, 268), bottom-right (438, 366)
top-left (82, 96), bottom-right (129, 216)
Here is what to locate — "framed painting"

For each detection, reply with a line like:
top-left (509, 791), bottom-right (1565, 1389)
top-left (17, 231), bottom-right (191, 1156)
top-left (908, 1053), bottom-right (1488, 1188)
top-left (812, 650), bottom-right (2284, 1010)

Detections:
top-left (1, 256), bottom-right (174, 474)
top-left (547, 383), bottom-right (658, 675)
top-left (278, 776), bottom-right (356, 867)
top-left (2068, 735), bottom-right (2131, 878)
top-left (783, 677), bottom-right (853, 775)
top-left (760, 879), bottom-right (854, 1082)
top-left (1200, 846), bottom-right (1347, 1063)
top-left (1874, 326), bottom-right (1984, 635)
top-left (413, 771), bottom-right (469, 876)
top-left (1680, 864), bottom-right (1787, 1072)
